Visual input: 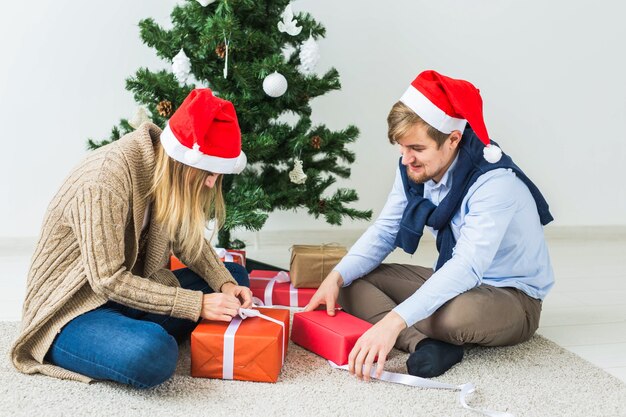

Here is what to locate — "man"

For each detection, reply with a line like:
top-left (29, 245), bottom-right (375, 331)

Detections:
top-left (305, 70), bottom-right (554, 381)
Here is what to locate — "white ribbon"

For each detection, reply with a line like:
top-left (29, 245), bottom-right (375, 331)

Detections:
top-left (222, 318), bottom-right (242, 379)
top-left (263, 271), bottom-right (298, 307)
top-left (222, 307), bottom-right (286, 380)
top-left (328, 361), bottom-right (514, 417)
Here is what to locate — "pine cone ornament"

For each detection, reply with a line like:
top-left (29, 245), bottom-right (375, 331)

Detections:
top-left (215, 43), bottom-right (226, 59)
top-left (311, 135), bottom-right (322, 149)
top-left (318, 199), bottom-right (327, 211)
top-left (157, 100), bottom-right (173, 118)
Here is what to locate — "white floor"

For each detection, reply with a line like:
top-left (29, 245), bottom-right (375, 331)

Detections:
top-left (1, 234), bottom-right (625, 383)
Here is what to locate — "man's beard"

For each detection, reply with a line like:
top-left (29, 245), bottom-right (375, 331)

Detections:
top-left (405, 165), bottom-right (433, 184)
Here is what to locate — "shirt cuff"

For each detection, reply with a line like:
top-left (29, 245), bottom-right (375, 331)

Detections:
top-left (392, 301), bottom-right (428, 328)
top-left (333, 263), bottom-right (356, 287)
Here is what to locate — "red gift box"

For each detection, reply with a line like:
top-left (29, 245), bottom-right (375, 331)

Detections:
top-left (191, 307), bottom-right (290, 382)
top-left (215, 248), bottom-right (246, 267)
top-left (290, 310), bottom-right (372, 365)
top-left (249, 270), bottom-right (316, 308)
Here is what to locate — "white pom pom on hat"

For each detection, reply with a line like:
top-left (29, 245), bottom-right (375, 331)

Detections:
top-left (399, 70), bottom-right (501, 163)
top-left (483, 144), bottom-right (503, 163)
top-left (160, 88), bottom-right (247, 174)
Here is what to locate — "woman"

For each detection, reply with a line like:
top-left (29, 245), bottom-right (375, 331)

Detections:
top-left (11, 89), bottom-right (252, 388)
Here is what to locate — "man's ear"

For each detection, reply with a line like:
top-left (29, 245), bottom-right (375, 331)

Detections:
top-left (448, 130), bottom-right (463, 150)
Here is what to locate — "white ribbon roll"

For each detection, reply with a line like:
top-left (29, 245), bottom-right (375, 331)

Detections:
top-left (222, 307), bottom-right (287, 380)
top-left (328, 361), bottom-right (514, 417)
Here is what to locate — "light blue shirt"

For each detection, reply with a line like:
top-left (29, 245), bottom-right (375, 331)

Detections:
top-left (334, 157), bottom-right (554, 327)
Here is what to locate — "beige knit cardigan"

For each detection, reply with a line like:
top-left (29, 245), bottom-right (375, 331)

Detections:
top-left (10, 122), bottom-right (236, 383)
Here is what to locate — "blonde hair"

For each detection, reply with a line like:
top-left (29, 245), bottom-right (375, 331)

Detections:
top-left (150, 143), bottom-right (225, 262)
top-left (387, 101), bottom-right (450, 147)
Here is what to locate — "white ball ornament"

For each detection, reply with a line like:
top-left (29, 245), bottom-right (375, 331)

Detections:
top-left (263, 72), bottom-right (288, 97)
top-left (483, 144), bottom-right (502, 163)
top-left (197, 0), bottom-right (216, 5)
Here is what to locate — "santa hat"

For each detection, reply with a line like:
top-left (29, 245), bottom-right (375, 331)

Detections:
top-left (160, 88), bottom-right (247, 174)
top-left (399, 70), bottom-right (502, 163)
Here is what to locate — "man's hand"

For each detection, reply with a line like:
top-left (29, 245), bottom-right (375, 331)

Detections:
top-left (303, 270), bottom-right (344, 316)
top-left (220, 282), bottom-right (253, 309)
top-left (348, 311), bottom-right (407, 381)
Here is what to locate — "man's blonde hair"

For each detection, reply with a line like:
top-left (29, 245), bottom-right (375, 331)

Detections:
top-left (387, 101), bottom-right (450, 147)
top-left (150, 143), bottom-right (225, 262)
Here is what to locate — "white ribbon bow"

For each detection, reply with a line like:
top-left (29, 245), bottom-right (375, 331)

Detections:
top-left (215, 247), bottom-right (245, 264)
top-left (251, 271), bottom-right (300, 307)
top-left (328, 361), bottom-right (514, 417)
top-left (222, 307), bottom-right (286, 380)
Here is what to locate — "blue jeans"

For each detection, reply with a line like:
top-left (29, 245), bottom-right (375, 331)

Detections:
top-left (45, 263), bottom-right (249, 389)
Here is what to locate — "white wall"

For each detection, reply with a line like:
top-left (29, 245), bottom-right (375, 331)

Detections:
top-left (1, 0), bottom-right (625, 239)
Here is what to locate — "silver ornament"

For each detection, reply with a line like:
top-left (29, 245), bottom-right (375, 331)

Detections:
top-left (197, 0), bottom-right (216, 6)
top-left (277, 4), bottom-right (302, 36)
top-left (298, 34), bottom-right (320, 75)
top-left (289, 158), bottom-right (307, 184)
top-left (172, 49), bottom-right (192, 84)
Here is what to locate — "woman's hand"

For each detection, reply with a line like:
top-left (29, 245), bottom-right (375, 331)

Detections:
top-left (200, 292), bottom-right (241, 322)
top-left (220, 282), bottom-right (253, 309)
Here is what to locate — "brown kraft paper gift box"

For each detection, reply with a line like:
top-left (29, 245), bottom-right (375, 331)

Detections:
top-left (289, 244), bottom-right (347, 288)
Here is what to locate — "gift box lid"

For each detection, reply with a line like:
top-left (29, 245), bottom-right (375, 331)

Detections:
top-left (291, 310), bottom-right (372, 366)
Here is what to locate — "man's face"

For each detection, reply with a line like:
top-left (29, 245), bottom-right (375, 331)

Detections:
top-left (396, 124), bottom-right (460, 184)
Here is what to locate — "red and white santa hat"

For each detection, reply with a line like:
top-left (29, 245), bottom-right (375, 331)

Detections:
top-left (399, 70), bottom-right (502, 163)
top-left (160, 88), bottom-right (247, 174)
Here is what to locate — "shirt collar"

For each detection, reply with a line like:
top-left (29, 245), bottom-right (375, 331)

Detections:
top-left (425, 153), bottom-right (459, 191)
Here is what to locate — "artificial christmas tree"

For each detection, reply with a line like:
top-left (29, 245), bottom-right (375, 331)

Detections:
top-left (87, 0), bottom-right (371, 249)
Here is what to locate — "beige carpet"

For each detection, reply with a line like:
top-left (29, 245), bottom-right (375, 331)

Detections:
top-left (1, 321), bottom-right (625, 417)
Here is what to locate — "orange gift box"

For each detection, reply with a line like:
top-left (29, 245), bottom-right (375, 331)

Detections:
top-left (169, 249), bottom-right (246, 271)
top-left (191, 307), bottom-right (290, 382)
top-left (170, 255), bottom-right (187, 271)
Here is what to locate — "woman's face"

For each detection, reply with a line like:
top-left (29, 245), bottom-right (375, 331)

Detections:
top-left (204, 173), bottom-right (220, 189)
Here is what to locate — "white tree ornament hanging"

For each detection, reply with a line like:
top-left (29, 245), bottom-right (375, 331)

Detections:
top-left (289, 158), bottom-right (307, 184)
top-left (298, 34), bottom-right (320, 75)
top-left (128, 107), bottom-right (151, 129)
top-left (172, 49), bottom-right (192, 84)
top-left (263, 72), bottom-right (288, 97)
top-left (196, 0), bottom-right (216, 6)
top-left (277, 4), bottom-right (302, 36)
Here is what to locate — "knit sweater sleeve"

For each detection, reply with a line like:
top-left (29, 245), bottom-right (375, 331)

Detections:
top-left (172, 239), bottom-right (237, 292)
top-left (66, 183), bottom-right (203, 321)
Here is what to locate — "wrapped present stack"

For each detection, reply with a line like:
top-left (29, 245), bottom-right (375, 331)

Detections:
top-left (250, 243), bottom-right (347, 308)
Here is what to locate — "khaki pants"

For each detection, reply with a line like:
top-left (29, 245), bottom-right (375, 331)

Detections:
top-left (338, 263), bottom-right (542, 353)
